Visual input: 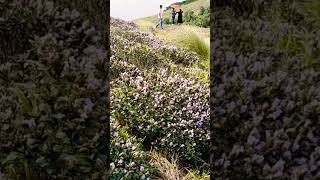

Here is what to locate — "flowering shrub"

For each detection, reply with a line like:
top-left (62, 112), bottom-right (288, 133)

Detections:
top-left (110, 118), bottom-right (154, 179)
top-left (0, 0), bottom-right (108, 179)
top-left (211, 5), bottom-right (320, 179)
top-left (112, 60), bottom-right (209, 165)
top-left (111, 18), bottom-right (199, 68)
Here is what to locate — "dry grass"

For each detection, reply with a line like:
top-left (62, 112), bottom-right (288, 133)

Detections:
top-left (150, 151), bottom-right (209, 180)
top-left (151, 151), bottom-right (185, 180)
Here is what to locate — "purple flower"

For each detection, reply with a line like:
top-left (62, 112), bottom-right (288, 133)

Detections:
top-left (196, 120), bottom-right (204, 128)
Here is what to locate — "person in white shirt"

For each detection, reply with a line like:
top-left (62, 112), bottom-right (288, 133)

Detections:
top-left (156, 5), bottom-right (163, 29)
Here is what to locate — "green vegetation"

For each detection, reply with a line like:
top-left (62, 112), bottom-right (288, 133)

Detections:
top-left (184, 6), bottom-right (210, 27)
top-left (156, 26), bottom-right (210, 70)
top-left (0, 1), bottom-right (108, 179)
top-left (212, 0), bottom-right (320, 179)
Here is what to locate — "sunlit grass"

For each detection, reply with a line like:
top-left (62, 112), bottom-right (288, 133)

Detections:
top-left (155, 25), bottom-right (210, 70)
top-left (150, 151), bottom-right (210, 180)
top-left (184, 169), bottom-right (210, 180)
top-left (135, 19), bottom-right (156, 33)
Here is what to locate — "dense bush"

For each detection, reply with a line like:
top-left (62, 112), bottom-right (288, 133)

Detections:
top-left (0, 0), bottom-right (108, 179)
top-left (0, 5), bottom-right (33, 61)
top-left (111, 60), bottom-right (209, 166)
top-left (54, 0), bottom-right (109, 36)
top-left (110, 118), bottom-right (154, 179)
top-left (211, 2), bottom-right (320, 179)
top-left (184, 6), bottom-right (210, 28)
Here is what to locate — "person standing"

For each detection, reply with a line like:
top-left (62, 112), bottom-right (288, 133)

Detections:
top-left (177, 9), bottom-right (183, 25)
top-left (171, 8), bottom-right (176, 25)
top-left (156, 5), bottom-right (164, 29)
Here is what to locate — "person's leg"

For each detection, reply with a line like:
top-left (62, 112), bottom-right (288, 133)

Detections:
top-left (160, 18), bottom-right (163, 29)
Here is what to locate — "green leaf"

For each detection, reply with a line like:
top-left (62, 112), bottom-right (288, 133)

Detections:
top-left (56, 131), bottom-right (66, 139)
top-left (14, 88), bottom-right (32, 113)
top-left (2, 152), bottom-right (21, 165)
top-left (36, 156), bottom-right (50, 168)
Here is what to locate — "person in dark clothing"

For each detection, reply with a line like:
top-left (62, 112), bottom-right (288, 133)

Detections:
top-left (177, 9), bottom-right (183, 24)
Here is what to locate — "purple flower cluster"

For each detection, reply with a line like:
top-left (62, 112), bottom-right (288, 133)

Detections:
top-left (211, 7), bottom-right (320, 179)
top-left (110, 118), bottom-right (153, 179)
top-left (111, 18), bottom-right (199, 67)
top-left (111, 59), bottom-right (209, 166)
top-left (0, 1), bottom-right (108, 179)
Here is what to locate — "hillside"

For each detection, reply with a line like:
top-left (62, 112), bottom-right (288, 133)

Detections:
top-left (109, 2), bottom-right (210, 178)
top-left (110, 18), bottom-right (209, 179)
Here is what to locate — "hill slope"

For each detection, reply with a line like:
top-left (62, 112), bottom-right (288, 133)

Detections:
top-left (110, 18), bottom-right (209, 179)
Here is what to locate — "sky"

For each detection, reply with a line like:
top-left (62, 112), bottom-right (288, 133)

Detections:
top-left (111, 0), bottom-right (184, 21)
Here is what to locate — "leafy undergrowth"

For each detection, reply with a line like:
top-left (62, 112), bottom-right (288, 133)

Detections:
top-left (109, 118), bottom-right (154, 180)
top-left (1, 0), bottom-right (108, 179)
top-left (110, 18), bottom-right (209, 179)
top-left (211, 2), bottom-right (320, 179)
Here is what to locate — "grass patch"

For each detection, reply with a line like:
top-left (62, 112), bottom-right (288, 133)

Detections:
top-left (151, 151), bottom-right (184, 180)
top-left (135, 19), bottom-right (156, 33)
top-left (276, 33), bottom-right (320, 68)
top-left (155, 25), bottom-right (210, 70)
top-left (301, 0), bottom-right (320, 22)
top-left (184, 169), bottom-right (210, 180)
top-left (150, 151), bottom-right (209, 180)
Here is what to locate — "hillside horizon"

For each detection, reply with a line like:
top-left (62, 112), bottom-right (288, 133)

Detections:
top-left (110, 0), bottom-right (185, 21)
top-left (135, 0), bottom-right (209, 25)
